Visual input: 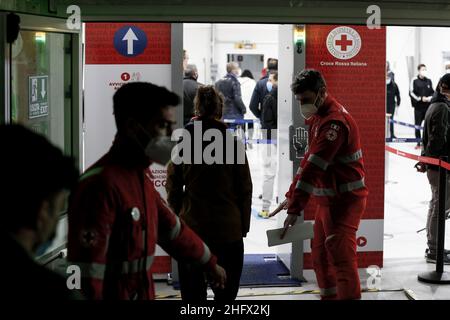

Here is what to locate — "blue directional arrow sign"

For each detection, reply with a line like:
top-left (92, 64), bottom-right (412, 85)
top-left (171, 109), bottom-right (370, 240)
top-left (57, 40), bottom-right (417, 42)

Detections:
top-left (113, 26), bottom-right (147, 57)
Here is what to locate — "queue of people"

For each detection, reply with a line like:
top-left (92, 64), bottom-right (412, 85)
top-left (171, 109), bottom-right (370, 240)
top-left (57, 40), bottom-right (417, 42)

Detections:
top-left (388, 62), bottom-right (450, 263)
top-left (6, 57), bottom-right (448, 301)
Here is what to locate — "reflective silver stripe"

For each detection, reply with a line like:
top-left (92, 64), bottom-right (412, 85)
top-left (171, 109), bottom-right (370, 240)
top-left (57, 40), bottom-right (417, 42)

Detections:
top-left (337, 149), bottom-right (363, 164)
top-left (71, 262), bottom-right (106, 280)
top-left (169, 216), bottom-right (181, 240)
top-left (122, 255), bottom-right (154, 274)
top-left (200, 243), bottom-right (211, 265)
top-left (308, 154), bottom-right (330, 170)
top-left (320, 287), bottom-right (337, 296)
top-left (296, 181), bottom-right (336, 197)
top-left (339, 178), bottom-right (366, 193)
top-left (313, 187), bottom-right (336, 197)
top-left (71, 256), bottom-right (155, 279)
top-left (79, 167), bottom-right (103, 182)
top-left (296, 180), bottom-right (314, 193)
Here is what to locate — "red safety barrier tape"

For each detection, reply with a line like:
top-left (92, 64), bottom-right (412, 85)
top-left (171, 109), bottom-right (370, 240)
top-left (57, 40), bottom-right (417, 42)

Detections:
top-left (443, 161), bottom-right (450, 171)
top-left (385, 145), bottom-right (448, 168)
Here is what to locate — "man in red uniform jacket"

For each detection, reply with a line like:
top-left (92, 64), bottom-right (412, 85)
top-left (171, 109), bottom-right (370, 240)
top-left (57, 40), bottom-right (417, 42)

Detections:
top-left (67, 82), bottom-right (226, 300)
top-left (271, 70), bottom-right (368, 300)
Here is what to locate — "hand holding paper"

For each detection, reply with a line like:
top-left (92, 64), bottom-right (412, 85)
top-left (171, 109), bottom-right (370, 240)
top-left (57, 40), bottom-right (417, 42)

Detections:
top-left (266, 221), bottom-right (314, 247)
top-left (281, 214), bottom-right (298, 239)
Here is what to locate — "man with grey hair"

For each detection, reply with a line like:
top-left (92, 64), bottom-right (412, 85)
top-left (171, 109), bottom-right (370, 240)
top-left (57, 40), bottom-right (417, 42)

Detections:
top-left (215, 62), bottom-right (246, 128)
top-left (183, 64), bottom-right (201, 124)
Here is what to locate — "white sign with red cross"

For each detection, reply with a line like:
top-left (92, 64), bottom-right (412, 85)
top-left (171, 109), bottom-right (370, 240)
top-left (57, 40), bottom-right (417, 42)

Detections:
top-left (326, 26), bottom-right (362, 60)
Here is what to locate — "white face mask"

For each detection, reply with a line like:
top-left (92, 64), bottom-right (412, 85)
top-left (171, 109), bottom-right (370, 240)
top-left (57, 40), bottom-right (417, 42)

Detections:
top-left (144, 136), bottom-right (176, 166)
top-left (386, 78), bottom-right (391, 84)
top-left (419, 70), bottom-right (427, 77)
top-left (300, 94), bottom-right (320, 120)
top-left (135, 123), bottom-right (176, 166)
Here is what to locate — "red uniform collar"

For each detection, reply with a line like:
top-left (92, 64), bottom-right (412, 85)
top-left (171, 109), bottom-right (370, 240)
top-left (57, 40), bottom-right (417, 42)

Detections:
top-left (109, 135), bottom-right (152, 169)
top-left (317, 95), bottom-right (342, 117)
top-left (304, 95), bottom-right (342, 125)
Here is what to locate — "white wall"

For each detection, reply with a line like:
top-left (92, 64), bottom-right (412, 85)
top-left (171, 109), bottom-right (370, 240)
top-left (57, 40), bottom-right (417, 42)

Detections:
top-left (183, 23), bottom-right (279, 85)
top-left (420, 27), bottom-right (450, 87)
top-left (183, 23), bottom-right (212, 84)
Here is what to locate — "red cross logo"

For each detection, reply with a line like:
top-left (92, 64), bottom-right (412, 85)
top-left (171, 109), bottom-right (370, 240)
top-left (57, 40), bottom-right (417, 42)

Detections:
top-left (81, 230), bottom-right (97, 247)
top-left (357, 236), bottom-right (367, 247)
top-left (335, 34), bottom-right (353, 51)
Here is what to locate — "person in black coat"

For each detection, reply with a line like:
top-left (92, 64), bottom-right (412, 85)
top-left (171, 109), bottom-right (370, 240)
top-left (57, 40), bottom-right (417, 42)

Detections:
top-left (249, 58), bottom-right (278, 120)
top-left (215, 62), bottom-right (247, 129)
top-left (183, 64), bottom-right (201, 125)
top-left (0, 124), bottom-right (81, 301)
top-left (261, 72), bottom-right (278, 140)
top-left (409, 64), bottom-right (434, 148)
top-left (386, 71), bottom-right (401, 138)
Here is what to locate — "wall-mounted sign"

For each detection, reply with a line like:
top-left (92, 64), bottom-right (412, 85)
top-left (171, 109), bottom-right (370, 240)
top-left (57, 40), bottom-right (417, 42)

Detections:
top-left (28, 75), bottom-right (49, 119)
top-left (113, 25), bottom-right (148, 57)
top-left (234, 41), bottom-right (256, 49)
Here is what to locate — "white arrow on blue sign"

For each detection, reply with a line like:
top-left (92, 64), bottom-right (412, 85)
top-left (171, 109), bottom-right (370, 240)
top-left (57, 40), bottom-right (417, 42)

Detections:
top-left (113, 25), bottom-right (148, 57)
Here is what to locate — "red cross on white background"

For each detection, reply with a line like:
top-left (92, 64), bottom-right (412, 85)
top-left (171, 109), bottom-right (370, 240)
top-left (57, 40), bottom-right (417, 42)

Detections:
top-left (335, 34), bottom-right (353, 51)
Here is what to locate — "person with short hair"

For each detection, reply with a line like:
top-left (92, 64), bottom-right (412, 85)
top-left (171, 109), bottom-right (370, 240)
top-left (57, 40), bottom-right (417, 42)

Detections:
top-left (215, 62), bottom-right (247, 128)
top-left (410, 64), bottom-right (434, 149)
top-left (249, 58), bottom-right (278, 120)
top-left (183, 64), bottom-right (201, 125)
top-left (67, 82), bottom-right (226, 300)
top-left (0, 124), bottom-right (80, 300)
top-left (271, 69), bottom-right (368, 300)
top-left (386, 68), bottom-right (401, 138)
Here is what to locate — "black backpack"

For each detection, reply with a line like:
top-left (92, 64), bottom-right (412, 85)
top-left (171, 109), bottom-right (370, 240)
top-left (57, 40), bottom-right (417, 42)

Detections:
top-left (261, 91), bottom-right (277, 129)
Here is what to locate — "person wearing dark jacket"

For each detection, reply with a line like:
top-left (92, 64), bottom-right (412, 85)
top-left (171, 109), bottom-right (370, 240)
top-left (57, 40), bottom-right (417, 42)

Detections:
top-left (259, 72), bottom-right (278, 218)
top-left (166, 86), bottom-right (253, 302)
top-left (67, 82), bottom-right (226, 300)
top-left (386, 70), bottom-right (401, 138)
top-left (409, 64), bottom-right (434, 148)
top-left (215, 62), bottom-right (246, 128)
top-left (415, 73), bottom-right (450, 264)
top-left (183, 64), bottom-right (201, 125)
top-left (261, 72), bottom-right (278, 135)
top-left (249, 58), bottom-right (278, 120)
top-left (0, 124), bottom-right (81, 301)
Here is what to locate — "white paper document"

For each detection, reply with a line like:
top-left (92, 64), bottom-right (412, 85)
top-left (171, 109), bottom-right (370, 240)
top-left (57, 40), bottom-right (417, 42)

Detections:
top-left (266, 222), bottom-right (314, 247)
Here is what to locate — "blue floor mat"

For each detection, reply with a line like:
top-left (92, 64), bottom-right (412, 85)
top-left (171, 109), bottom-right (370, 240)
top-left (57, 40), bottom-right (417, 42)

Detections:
top-left (172, 254), bottom-right (302, 290)
top-left (239, 254), bottom-right (302, 287)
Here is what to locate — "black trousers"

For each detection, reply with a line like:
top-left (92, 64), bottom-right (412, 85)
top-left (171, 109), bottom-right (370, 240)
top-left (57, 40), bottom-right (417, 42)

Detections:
top-left (414, 107), bottom-right (427, 141)
top-left (178, 239), bottom-right (244, 302)
top-left (387, 105), bottom-right (396, 137)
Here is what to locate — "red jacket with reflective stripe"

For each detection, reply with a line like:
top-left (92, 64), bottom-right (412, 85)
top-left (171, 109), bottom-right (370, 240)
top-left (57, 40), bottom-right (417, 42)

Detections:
top-left (67, 139), bottom-right (217, 300)
top-left (286, 95), bottom-right (369, 215)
